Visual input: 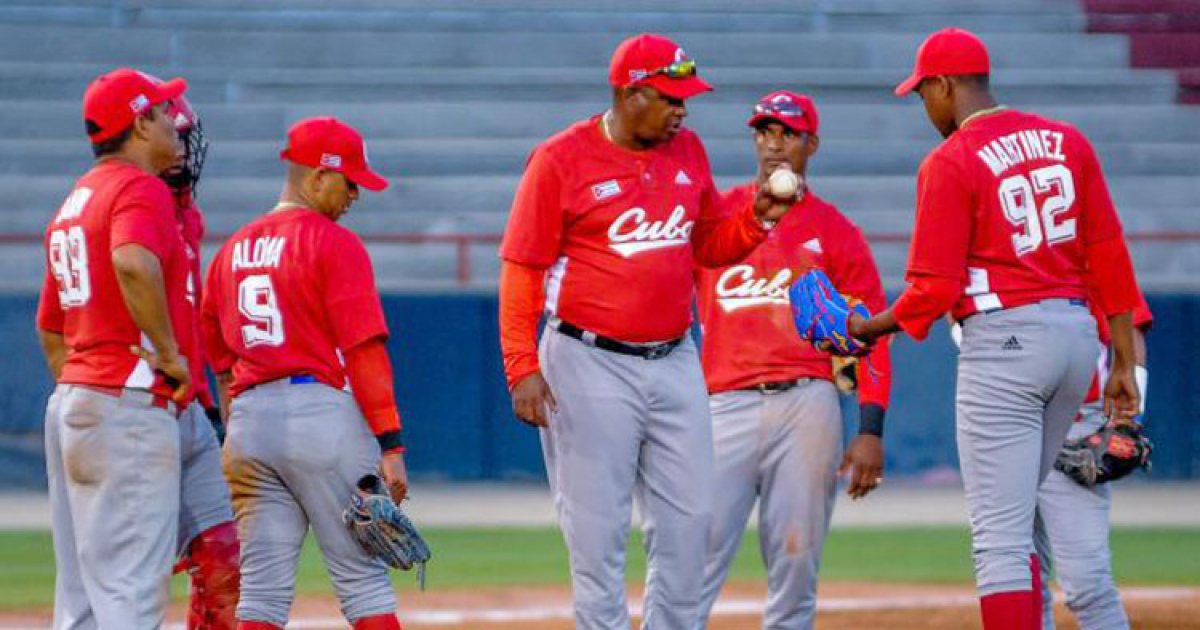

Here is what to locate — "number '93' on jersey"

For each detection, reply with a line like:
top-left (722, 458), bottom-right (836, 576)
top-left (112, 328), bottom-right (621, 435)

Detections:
top-left (35, 160), bottom-right (194, 403)
top-left (905, 109), bottom-right (1126, 321)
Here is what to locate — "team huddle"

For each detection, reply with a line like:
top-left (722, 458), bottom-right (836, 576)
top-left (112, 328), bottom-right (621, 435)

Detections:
top-left (37, 26), bottom-right (1148, 630)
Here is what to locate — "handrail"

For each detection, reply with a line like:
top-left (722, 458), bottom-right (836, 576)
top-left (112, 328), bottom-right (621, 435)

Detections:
top-left (5, 231), bottom-right (1199, 286)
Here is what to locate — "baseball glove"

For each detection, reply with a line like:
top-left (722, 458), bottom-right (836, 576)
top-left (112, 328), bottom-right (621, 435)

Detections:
top-left (788, 269), bottom-right (871, 356)
top-left (1054, 421), bottom-right (1153, 487)
top-left (343, 474), bottom-right (432, 588)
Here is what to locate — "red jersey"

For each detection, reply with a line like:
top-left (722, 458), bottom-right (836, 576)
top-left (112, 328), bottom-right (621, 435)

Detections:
top-left (499, 115), bottom-right (766, 343)
top-left (202, 207), bottom-right (388, 397)
top-left (179, 201), bottom-right (217, 408)
top-left (697, 186), bottom-right (892, 408)
top-left (895, 109), bottom-right (1130, 339)
top-left (35, 160), bottom-right (194, 402)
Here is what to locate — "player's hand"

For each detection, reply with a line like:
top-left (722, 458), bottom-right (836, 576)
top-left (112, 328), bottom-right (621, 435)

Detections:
top-left (753, 171), bottom-right (802, 223)
top-left (129, 344), bottom-right (191, 402)
top-left (511, 371), bottom-right (556, 428)
top-left (380, 451), bottom-right (409, 503)
top-left (1103, 361), bottom-right (1140, 424)
top-left (839, 434), bottom-right (885, 500)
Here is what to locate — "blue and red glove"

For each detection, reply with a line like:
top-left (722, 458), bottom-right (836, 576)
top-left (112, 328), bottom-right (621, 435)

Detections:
top-left (788, 268), bottom-right (872, 356)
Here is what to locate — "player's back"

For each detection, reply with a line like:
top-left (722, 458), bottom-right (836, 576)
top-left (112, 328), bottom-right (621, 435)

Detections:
top-left (926, 109), bottom-right (1124, 319)
top-left (42, 160), bottom-right (191, 395)
top-left (206, 206), bottom-right (381, 396)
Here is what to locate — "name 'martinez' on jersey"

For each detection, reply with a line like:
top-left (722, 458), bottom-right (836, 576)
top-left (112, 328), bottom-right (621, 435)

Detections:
top-left (975, 127), bottom-right (1067, 177)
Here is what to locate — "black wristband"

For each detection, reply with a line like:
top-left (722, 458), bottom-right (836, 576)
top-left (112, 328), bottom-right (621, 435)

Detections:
top-left (375, 430), bottom-right (405, 454)
top-left (858, 403), bottom-right (886, 437)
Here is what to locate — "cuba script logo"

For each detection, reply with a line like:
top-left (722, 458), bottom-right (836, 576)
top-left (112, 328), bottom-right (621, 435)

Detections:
top-left (715, 265), bottom-right (793, 312)
top-left (607, 205), bottom-right (694, 257)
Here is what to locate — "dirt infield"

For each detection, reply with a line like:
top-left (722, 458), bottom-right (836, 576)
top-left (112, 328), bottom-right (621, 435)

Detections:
top-left (2, 582), bottom-right (1198, 629)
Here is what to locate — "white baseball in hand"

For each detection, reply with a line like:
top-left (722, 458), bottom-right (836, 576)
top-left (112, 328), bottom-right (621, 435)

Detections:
top-left (768, 167), bottom-right (801, 199)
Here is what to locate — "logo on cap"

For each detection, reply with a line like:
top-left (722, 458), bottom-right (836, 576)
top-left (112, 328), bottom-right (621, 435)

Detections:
top-left (320, 153), bottom-right (343, 168)
top-left (129, 94), bottom-right (150, 114)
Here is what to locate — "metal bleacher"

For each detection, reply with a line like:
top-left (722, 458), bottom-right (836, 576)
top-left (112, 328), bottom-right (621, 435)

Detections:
top-left (0, 0), bottom-right (1197, 290)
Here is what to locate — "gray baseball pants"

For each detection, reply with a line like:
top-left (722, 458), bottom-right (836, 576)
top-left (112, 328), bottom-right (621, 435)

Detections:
top-left (957, 299), bottom-right (1098, 597)
top-left (1035, 401), bottom-right (1129, 630)
top-left (539, 328), bottom-right (714, 630)
top-left (223, 378), bottom-right (396, 626)
top-left (177, 401), bottom-right (234, 555)
top-left (695, 380), bottom-right (843, 630)
top-left (45, 384), bottom-right (182, 630)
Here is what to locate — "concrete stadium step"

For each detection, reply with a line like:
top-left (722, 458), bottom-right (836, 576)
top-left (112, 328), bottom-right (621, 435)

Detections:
top-left (7, 137), bottom-right (1200, 178)
top-left (5, 99), bottom-right (1200, 145)
top-left (0, 67), bottom-right (1176, 106)
top-left (0, 3), bottom-right (1086, 34)
top-left (0, 26), bottom-right (1132, 70)
top-left (6, 175), bottom-right (1198, 234)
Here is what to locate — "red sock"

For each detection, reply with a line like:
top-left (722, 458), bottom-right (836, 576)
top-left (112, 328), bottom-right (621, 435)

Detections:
top-left (981, 591), bottom-right (1036, 630)
top-left (353, 614), bottom-right (402, 630)
top-left (1030, 553), bottom-right (1044, 627)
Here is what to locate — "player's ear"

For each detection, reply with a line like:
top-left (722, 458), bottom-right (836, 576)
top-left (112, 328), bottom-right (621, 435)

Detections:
top-left (805, 133), bottom-right (820, 157)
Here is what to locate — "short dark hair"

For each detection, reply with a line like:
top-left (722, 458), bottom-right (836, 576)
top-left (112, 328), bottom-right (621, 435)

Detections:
top-left (88, 107), bottom-right (160, 158)
top-left (952, 73), bottom-right (990, 89)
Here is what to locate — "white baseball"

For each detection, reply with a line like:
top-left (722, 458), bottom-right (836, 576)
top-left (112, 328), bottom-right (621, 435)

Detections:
top-left (768, 167), bottom-right (800, 198)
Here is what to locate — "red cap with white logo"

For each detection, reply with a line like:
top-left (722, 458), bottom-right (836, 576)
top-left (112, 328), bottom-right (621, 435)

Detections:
top-left (608, 33), bottom-right (713, 100)
top-left (746, 90), bottom-right (819, 135)
top-left (279, 117), bottom-right (389, 192)
top-left (894, 28), bottom-right (991, 97)
top-left (82, 68), bottom-right (188, 142)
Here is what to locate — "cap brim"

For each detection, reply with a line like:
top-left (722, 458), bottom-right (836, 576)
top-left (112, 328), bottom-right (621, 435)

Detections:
top-left (157, 77), bottom-right (188, 103)
top-left (746, 112), bottom-right (812, 134)
top-left (894, 72), bottom-right (922, 97)
top-left (345, 168), bottom-right (389, 192)
top-left (646, 75), bottom-right (713, 100)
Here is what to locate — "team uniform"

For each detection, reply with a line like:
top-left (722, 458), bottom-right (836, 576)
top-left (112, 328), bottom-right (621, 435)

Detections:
top-left (695, 185), bottom-right (892, 629)
top-left (499, 35), bottom-right (774, 630)
top-left (889, 30), bottom-right (1143, 629)
top-left (202, 117), bottom-right (402, 629)
top-left (37, 155), bottom-right (194, 627)
top-left (1034, 298), bottom-right (1152, 630)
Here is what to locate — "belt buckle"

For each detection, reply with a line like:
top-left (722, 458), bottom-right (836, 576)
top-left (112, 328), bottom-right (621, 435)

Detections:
top-left (642, 343), bottom-right (673, 360)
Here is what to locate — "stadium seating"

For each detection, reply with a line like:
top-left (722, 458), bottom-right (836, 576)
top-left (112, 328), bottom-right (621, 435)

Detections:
top-left (0, 0), bottom-right (1197, 290)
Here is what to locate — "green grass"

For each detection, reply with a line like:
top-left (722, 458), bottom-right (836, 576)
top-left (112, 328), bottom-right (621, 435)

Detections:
top-left (1, 526), bottom-right (1197, 610)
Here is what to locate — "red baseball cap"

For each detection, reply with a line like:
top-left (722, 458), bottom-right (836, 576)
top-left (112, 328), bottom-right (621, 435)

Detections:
top-left (894, 28), bottom-right (991, 97)
top-left (279, 117), bottom-right (389, 192)
top-left (608, 33), bottom-right (713, 100)
top-left (746, 91), bottom-right (819, 135)
top-left (82, 68), bottom-right (188, 142)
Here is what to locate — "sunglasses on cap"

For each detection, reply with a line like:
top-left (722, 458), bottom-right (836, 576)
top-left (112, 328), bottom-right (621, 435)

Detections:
top-left (646, 58), bottom-right (698, 80)
top-left (754, 99), bottom-right (806, 119)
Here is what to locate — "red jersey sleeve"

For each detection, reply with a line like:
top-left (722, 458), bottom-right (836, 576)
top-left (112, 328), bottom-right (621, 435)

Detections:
top-left (1077, 133), bottom-right (1124, 248)
top-left (1075, 133), bottom-right (1141, 316)
top-left (499, 145), bottom-right (565, 269)
top-left (823, 213), bottom-right (892, 410)
top-left (322, 230), bottom-right (389, 351)
top-left (893, 153), bottom-right (972, 338)
top-left (110, 176), bottom-right (175, 260)
top-left (201, 248), bottom-right (236, 374)
top-left (690, 139), bottom-right (768, 267)
top-left (36, 269), bottom-right (65, 333)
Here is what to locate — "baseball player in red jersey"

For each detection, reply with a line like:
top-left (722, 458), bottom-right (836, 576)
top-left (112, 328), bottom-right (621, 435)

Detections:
top-left (693, 91), bottom-right (893, 629)
top-left (846, 29), bottom-right (1144, 630)
top-left (499, 34), bottom-right (797, 630)
top-left (1032, 295), bottom-right (1152, 630)
top-left (202, 117), bottom-right (406, 630)
top-left (36, 80), bottom-right (241, 629)
top-left (34, 68), bottom-right (194, 628)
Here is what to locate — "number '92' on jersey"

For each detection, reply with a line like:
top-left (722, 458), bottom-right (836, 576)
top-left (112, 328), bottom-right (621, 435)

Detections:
top-left (905, 109), bottom-right (1126, 322)
top-left (201, 207), bottom-right (388, 397)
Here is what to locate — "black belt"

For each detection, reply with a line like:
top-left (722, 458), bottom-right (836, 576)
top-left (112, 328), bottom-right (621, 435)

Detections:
top-left (740, 379), bottom-right (802, 395)
top-left (959, 297), bottom-right (1087, 325)
top-left (554, 320), bottom-right (682, 360)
